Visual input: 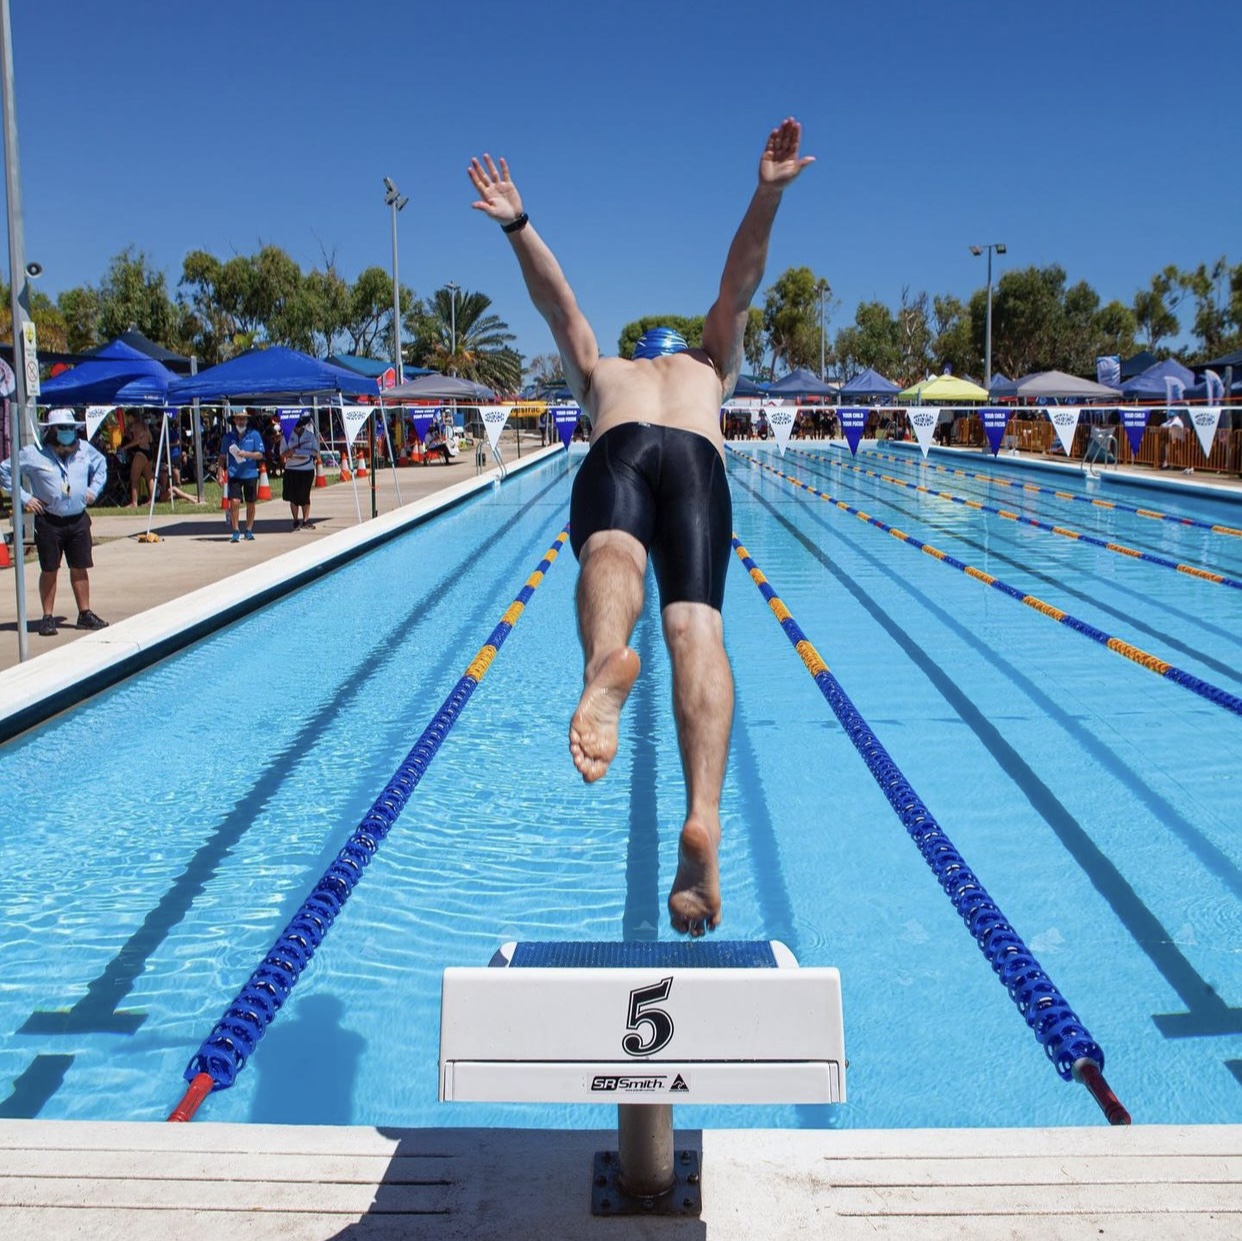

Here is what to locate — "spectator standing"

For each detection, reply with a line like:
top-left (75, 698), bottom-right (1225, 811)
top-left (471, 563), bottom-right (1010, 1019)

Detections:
top-left (217, 408), bottom-right (265, 542)
top-left (280, 410), bottom-right (320, 529)
top-left (119, 410), bottom-right (155, 508)
top-left (0, 408), bottom-right (110, 636)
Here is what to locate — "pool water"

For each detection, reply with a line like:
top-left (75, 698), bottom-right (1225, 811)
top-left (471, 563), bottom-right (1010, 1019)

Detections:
top-left (0, 443), bottom-right (1238, 1131)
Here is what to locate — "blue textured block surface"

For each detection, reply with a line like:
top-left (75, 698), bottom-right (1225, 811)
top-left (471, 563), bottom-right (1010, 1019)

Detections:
top-left (508, 941), bottom-right (779, 969)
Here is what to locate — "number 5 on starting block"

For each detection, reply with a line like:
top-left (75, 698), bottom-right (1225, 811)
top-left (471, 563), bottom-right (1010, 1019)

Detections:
top-left (439, 940), bottom-right (845, 1106)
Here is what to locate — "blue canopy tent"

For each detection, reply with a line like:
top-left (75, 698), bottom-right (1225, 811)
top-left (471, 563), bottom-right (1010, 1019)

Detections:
top-left (989, 373), bottom-right (1015, 396)
top-left (767, 367), bottom-right (837, 397)
top-left (328, 353), bottom-right (434, 381)
top-left (1119, 350), bottom-right (1159, 381)
top-left (39, 339), bottom-right (176, 406)
top-left (838, 367), bottom-right (899, 398)
top-left (167, 347), bottom-right (379, 402)
top-left (1120, 358), bottom-right (1195, 399)
top-left (731, 374), bottom-right (768, 398)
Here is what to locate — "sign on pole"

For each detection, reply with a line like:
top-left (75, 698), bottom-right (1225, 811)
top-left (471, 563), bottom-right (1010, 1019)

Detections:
top-left (20, 319), bottom-right (38, 397)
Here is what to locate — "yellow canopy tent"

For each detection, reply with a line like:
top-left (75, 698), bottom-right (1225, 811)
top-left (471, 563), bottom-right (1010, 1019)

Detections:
top-left (899, 374), bottom-right (989, 402)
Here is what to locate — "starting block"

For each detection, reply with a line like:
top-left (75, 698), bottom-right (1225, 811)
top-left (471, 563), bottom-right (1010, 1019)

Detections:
top-left (440, 940), bottom-right (845, 1217)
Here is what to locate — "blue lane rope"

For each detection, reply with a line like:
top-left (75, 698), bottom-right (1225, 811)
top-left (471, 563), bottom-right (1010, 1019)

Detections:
top-left (732, 449), bottom-right (1242, 720)
top-left (732, 534), bottom-right (1130, 1124)
top-left (835, 443), bottom-right (1242, 539)
top-left (796, 448), bottom-right (1241, 589)
top-left (176, 527), bottom-right (571, 1104)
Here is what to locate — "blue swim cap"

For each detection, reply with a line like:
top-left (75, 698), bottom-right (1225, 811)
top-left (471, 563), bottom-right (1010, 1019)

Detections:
top-left (633, 327), bottom-right (689, 360)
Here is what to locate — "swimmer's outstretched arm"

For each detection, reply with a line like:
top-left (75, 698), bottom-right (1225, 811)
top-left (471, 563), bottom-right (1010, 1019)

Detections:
top-left (702, 118), bottom-right (815, 397)
top-left (468, 153), bottom-right (599, 404)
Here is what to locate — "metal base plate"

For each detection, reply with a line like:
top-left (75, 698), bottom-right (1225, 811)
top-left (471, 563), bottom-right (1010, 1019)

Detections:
top-left (591, 1149), bottom-right (701, 1217)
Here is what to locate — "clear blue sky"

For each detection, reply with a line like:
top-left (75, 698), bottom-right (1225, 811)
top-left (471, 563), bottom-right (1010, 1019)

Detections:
top-left (7, 0), bottom-right (1239, 367)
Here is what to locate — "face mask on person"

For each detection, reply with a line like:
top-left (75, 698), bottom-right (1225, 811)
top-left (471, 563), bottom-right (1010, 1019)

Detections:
top-left (55, 429), bottom-right (79, 447)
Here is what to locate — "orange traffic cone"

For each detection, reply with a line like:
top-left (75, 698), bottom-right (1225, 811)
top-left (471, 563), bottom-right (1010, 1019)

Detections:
top-left (341, 458), bottom-right (353, 481)
top-left (0, 533), bottom-right (11, 570)
top-left (356, 455), bottom-right (368, 479)
top-left (315, 459), bottom-right (327, 488)
top-left (221, 491), bottom-right (230, 510)
top-left (257, 465), bottom-right (272, 501)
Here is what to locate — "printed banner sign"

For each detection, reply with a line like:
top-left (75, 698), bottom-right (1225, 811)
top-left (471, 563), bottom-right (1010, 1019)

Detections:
top-left (768, 402), bottom-right (795, 455)
top-left (908, 404), bottom-right (938, 458)
top-left (551, 405), bottom-right (580, 449)
top-left (1120, 407), bottom-right (1150, 458)
top-left (409, 409), bottom-right (435, 444)
top-left (340, 403), bottom-right (372, 449)
top-left (979, 406), bottom-right (1010, 457)
top-left (0, 357), bottom-right (14, 398)
top-left (378, 366), bottom-right (397, 391)
top-left (1048, 405), bottom-right (1081, 456)
top-left (1164, 375), bottom-right (1185, 407)
top-left (1190, 407), bottom-right (1221, 462)
top-left (482, 404), bottom-right (511, 452)
top-left (84, 404), bottom-right (115, 444)
top-left (277, 406), bottom-right (309, 444)
top-left (838, 406), bottom-right (869, 456)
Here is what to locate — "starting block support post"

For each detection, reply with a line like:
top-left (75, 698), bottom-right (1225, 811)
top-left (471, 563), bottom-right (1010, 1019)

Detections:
top-left (440, 939), bottom-right (845, 1217)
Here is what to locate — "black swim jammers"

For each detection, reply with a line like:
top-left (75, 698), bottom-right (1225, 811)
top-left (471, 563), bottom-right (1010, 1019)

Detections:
top-left (569, 422), bottom-right (732, 611)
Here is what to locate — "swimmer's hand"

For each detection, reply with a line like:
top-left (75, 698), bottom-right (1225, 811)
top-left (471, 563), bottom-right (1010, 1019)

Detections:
top-left (759, 118), bottom-right (815, 190)
top-left (467, 154), bottom-right (524, 227)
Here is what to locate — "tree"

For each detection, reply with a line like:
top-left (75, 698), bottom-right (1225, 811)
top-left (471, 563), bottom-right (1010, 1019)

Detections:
top-left (895, 287), bottom-right (933, 385)
top-left (743, 307), bottom-right (766, 375)
top-left (524, 353), bottom-right (561, 386)
top-left (97, 247), bottom-right (180, 347)
top-left (1182, 257), bottom-right (1230, 358)
top-left (415, 286), bottom-right (523, 393)
top-left (57, 286), bottom-right (102, 353)
top-left (303, 265), bottom-right (352, 359)
top-left (0, 280), bottom-right (67, 351)
top-left (930, 294), bottom-right (975, 379)
top-left (834, 300), bottom-right (901, 379)
top-left (762, 266), bottom-right (831, 373)
top-left (343, 266), bottom-right (398, 359)
top-left (1132, 267), bottom-right (1182, 351)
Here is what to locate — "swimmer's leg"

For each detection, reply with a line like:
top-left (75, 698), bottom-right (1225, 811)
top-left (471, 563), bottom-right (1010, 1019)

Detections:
top-left (570, 530), bottom-right (646, 783)
top-left (663, 601), bottom-right (733, 936)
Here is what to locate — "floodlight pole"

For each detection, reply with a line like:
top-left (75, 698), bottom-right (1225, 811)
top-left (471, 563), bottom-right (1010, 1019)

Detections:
top-left (384, 179), bottom-right (408, 385)
top-left (1, 0), bottom-right (32, 663)
top-left (446, 282), bottom-right (459, 375)
top-left (970, 242), bottom-right (1007, 391)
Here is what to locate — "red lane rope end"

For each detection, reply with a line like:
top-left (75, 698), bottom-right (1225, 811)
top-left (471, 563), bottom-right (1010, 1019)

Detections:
top-left (1073, 1058), bottom-right (1131, 1125)
top-left (167, 1072), bottom-right (215, 1122)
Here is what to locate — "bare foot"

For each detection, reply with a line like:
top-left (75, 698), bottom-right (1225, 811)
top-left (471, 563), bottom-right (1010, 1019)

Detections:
top-left (668, 816), bottom-right (721, 937)
top-left (568, 646), bottom-right (640, 782)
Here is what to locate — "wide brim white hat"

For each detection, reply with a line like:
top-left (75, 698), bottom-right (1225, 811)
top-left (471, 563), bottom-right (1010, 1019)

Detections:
top-left (43, 407), bottom-right (85, 427)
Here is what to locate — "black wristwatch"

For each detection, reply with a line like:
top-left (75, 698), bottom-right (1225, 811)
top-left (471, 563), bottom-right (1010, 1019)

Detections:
top-left (501, 213), bottom-right (529, 235)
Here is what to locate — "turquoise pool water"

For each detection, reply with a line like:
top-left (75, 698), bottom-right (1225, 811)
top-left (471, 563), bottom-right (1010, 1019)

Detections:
top-left (0, 443), bottom-right (1238, 1131)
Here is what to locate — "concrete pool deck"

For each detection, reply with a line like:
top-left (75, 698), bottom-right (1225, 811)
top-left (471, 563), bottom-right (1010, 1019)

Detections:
top-left (2, 1117), bottom-right (1239, 1239)
top-left (1, 436), bottom-right (1240, 1237)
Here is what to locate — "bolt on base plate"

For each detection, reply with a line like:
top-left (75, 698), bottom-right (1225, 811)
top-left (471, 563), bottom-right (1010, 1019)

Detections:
top-left (591, 1149), bottom-right (701, 1217)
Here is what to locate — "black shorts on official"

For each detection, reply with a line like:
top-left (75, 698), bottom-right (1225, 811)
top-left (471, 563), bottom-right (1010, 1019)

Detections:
top-left (282, 468), bottom-right (314, 506)
top-left (34, 511), bottom-right (93, 573)
top-left (228, 478), bottom-right (258, 504)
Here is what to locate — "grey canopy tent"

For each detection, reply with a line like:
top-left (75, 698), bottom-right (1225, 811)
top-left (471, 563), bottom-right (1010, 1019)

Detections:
top-left (1005, 370), bottom-right (1121, 399)
top-left (384, 373), bottom-right (495, 401)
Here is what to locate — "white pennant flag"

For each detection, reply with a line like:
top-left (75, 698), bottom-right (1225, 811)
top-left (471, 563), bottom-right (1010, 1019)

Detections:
top-left (85, 405), bottom-right (115, 444)
top-left (1190, 407), bottom-right (1221, 461)
top-left (340, 404), bottom-right (373, 448)
top-left (908, 404), bottom-right (938, 458)
top-left (482, 404), bottom-right (511, 452)
top-left (768, 402), bottom-right (795, 455)
top-left (1048, 405), bottom-right (1081, 456)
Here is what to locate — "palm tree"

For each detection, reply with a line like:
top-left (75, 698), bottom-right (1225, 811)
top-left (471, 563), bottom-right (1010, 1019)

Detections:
top-left (422, 286), bottom-right (523, 394)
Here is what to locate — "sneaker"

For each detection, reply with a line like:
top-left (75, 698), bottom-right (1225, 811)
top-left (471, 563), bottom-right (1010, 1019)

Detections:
top-left (38, 614), bottom-right (57, 637)
top-left (77, 610), bottom-right (109, 630)
top-left (230, 532), bottom-right (241, 543)
top-left (243, 530), bottom-right (256, 541)
top-left (291, 519), bottom-right (301, 531)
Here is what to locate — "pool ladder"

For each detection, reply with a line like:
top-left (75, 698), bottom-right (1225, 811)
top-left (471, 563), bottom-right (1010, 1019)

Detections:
top-left (476, 439), bottom-right (507, 480)
top-left (1083, 429), bottom-right (1118, 479)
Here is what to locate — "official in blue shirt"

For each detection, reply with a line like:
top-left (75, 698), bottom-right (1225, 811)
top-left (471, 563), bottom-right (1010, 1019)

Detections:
top-left (0, 407), bottom-right (110, 637)
top-left (217, 408), bottom-right (266, 543)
